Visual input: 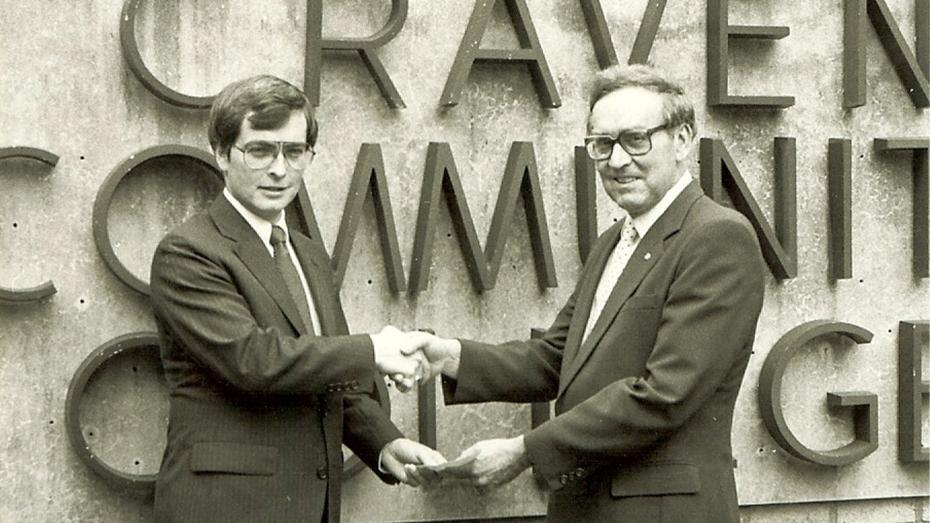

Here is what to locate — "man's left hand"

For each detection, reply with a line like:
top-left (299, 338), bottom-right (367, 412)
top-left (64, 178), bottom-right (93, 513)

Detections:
top-left (381, 438), bottom-right (446, 486)
top-left (453, 435), bottom-right (531, 493)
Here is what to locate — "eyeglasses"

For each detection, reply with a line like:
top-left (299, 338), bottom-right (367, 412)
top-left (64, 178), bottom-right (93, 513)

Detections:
top-left (233, 140), bottom-right (316, 170)
top-left (584, 123), bottom-right (670, 160)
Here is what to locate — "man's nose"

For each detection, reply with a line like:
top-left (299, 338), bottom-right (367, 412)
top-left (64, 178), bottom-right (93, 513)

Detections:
top-left (607, 142), bottom-right (632, 169)
top-left (267, 147), bottom-right (287, 176)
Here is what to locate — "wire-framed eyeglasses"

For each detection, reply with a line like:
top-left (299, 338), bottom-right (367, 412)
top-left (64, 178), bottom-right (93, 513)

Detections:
top-left (233, 140), bottom-right (316, 170)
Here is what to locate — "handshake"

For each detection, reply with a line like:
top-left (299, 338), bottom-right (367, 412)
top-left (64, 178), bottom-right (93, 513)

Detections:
top-left (371, 326), bottom-right (530, 491)
top-left (370, 325), bottom-right (461, 392)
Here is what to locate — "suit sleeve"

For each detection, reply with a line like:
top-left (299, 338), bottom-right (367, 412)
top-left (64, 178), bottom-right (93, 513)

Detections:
top-left (151, 232), bottom-right (377, 395)
top-left (523, 216), bottom-right (764, 487)
top-left (441, 289), bottom-right (575, 404)
top-left (441, 225), bottom-right (631, 403)
top-left (341, 383), bottom-right (404, 483)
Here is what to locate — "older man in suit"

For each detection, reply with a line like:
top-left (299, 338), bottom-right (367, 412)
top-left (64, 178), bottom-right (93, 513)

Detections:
top-left (150, 75), bottom-right (441, 523)
top-left (408, 64), bottom-right (765, 522)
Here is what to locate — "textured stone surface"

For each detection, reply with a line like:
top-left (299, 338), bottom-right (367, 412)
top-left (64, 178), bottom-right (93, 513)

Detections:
top-left (0, 0), bottom-right (927, 521)
top-left (742, 497), bottom-right (929, 523)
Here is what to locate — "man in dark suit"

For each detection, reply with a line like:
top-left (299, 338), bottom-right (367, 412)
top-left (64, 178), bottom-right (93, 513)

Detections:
top-left (408, 64), bottom-right (765, 522)
top-left (150, 75), bottom-right (442, 523)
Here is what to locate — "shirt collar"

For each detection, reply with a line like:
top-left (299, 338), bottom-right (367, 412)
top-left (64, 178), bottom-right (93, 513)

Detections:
top-left (629, 172), bottom-right (693, 238)
top-left (223, 188), bottom-right (289, 249)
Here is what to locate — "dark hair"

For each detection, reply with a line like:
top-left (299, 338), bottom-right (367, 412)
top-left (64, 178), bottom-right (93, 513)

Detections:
top-left (588, 64), bottom-right (696, 136)
top-left (208, 75), bottom-right (319, 157)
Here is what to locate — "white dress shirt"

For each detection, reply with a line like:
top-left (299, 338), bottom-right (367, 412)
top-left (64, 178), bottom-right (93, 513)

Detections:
top-left (581, 173), bottom-right (694, 343)
top-left (223, 188), bottom-right (323, 335)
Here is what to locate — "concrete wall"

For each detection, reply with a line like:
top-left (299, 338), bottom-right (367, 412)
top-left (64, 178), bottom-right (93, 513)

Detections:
top-left (0, 0), bottom-right (926, 521)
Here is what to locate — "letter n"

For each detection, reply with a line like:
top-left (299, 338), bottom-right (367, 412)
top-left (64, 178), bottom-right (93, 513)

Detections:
top-left (844, 0), bottom-right (930, 108)
top-left (699, 138), bottom-right (797, 280)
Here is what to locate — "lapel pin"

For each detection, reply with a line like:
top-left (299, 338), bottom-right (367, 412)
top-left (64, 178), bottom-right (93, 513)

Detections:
top-left (644, 252), bottom-right (652, 260)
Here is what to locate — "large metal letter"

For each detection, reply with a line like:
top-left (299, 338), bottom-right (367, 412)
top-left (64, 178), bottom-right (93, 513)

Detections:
top-left (306, 0), bottom-right (408, 108)
top-left (758, 320), bottom-right (878, 466)
top-left (874, 138), bottom-right (929, 277)
top-left (828, 139), bottom-right (853, 280)
top-left (288, 185), bottom-right (329, 265)
top-left (409, 142), bottom-right (492, 293)
top-left (574, 146), bottom-right (598, 264)
top-left (418, 376), bottom-right (438, 450)
top-left (484, 142), bottom-right (557, 289)
top-left (122, 0), bottom-right (408, 109)
top-left (120, 0), bottom-right (212, 108)
top-left (898, 320), bottom-right (929, 463)
top-left (331, 144), bottom-right (406, 292)
top-left (93, 146), bottom-right (221, 296)
top-left (409, 142), bottom-right (557, 294)
top-left (579, 0), bottom-right (668, 67)
top-left (844, 0), bottom-right (930, 108)
top-left (441, 0), bottom-right (560, 108)
top-left (706, 0), bottom-right (794, 108)
top-left (0, 147), bottom-right (58, 302)
top-left (699, 138), bottom-right (798, 280)
top-left (65, 333), bottom-right (162, 493)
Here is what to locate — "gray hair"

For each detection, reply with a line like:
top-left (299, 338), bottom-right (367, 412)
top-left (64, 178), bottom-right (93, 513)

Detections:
top-left (588, 64), bottom-right (696, 136)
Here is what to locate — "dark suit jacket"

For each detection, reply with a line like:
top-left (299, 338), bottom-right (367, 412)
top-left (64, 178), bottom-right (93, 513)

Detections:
top-left (150, 195), bottom-right (402, 523)
top-left (444, 182), bottom-right (764, 523)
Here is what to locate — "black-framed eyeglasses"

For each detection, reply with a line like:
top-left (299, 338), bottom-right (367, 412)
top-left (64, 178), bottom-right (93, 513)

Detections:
top-left (233, 140), bottom-right (316, 170)
top-left (584, 123), bottom-right (670, 160)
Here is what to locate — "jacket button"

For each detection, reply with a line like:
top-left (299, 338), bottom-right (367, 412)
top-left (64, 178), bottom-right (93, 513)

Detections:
top-left (317, 467), bottom-right (328, 480)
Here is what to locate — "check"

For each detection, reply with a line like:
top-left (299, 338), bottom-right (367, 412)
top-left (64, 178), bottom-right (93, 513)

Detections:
top-left (412, 454), bottom-right (477, 482)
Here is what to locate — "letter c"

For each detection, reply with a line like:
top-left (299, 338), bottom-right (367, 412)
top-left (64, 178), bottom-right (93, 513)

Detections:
top-left (0, 147), bottom-right (59, 303)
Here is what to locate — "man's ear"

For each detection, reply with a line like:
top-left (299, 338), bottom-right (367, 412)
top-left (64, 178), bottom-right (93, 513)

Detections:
top-left (214, 148), bottom-right (230, 173)
top-left (673, 123), bottom-right (694, 163)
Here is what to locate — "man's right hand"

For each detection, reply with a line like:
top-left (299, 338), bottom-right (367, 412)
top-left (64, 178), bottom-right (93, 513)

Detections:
top-left (400, 332), bottom-right (461, 381)
top-left (370, 326), bottom-right (432, 383)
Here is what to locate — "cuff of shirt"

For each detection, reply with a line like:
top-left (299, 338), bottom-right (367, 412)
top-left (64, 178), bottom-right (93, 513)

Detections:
top-left (377, 447), bottom-right (387, 474)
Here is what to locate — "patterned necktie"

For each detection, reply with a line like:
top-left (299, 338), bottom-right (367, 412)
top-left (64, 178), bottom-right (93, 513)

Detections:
top-left (582, 218), bottom-right (639, 343)
top-left (270, 225), bottom-right (315, 334)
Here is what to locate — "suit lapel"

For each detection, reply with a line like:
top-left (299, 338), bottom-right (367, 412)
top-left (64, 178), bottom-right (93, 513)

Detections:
top-left (209, 196), bottom-right (309, 335)
top-left (558, 222), bottom-right (623, 380)
top-left (557, 182), bottom-right (704, 398)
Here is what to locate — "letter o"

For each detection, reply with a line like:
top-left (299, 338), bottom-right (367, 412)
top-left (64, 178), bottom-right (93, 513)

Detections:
top-left (65, 332), bottom-right (162, 493)
top-left (65, 333), bottom-right (392, 490)
top-left (92, 145), bottom-right (220, 296)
